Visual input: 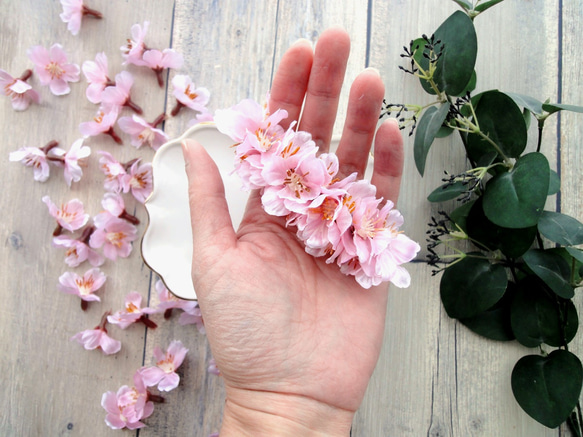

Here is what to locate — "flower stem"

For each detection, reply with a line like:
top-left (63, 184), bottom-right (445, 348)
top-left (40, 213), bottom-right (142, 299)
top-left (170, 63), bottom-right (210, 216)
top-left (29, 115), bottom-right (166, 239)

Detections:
top-left (19, 69), bottom-right (33, 82)
top-left (171, 100), bottom-right (185, 116)
top-left (124, 97), bottom-right (143, 115)
top-left (150, 113), bottom-right (166, 127)
top-left (106, 127), bottom-right (123, 145)
top-left (82, 5), bottom-right (103, 19)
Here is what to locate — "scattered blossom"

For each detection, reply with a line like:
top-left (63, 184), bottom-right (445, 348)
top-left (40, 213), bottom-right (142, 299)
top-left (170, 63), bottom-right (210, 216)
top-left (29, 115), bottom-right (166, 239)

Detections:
top-left (71, 312), bottom-right (121, 355)
top-left (48, 138), bottom-right (91, 186)
top-left (42, 196), bottom-right (89, 233)
top-left (0, 69), bottom-right (40, 111)
top-left (139, 340), bottom-right (188, 391)
top-left (9, 144), bottom-right (52, 182)
top-left (89, 214), bottom-right (138, 260)
top-left (98, 151), bottom-right (126, 192)
top-left (79, 107), bottom-right (122, 144)
top-left (141, 48), bottom-right (184, 87)
top-left (178, 301), bottom-right (205, 333)
top-left (53, 230), bottom-right (105, 267)
top-left (107, 291), bottom-right (156, 329)
top-left (101, 372), bottom-right (154, 430)
top-left (154, 279), bottom-right (188, 318)
top-left (118, 113), bottom-right (168, 150)
top-left (207, 358), bottom-right (221, 376)
top-left (59, 0), bottom-right (102, 36)
top-left (121, 159), bottom-right (152, 203)
top-left (101, 70), bottom-right (142, 114)
top-left (58, 267), bottom-right (106, 303)
top-left (171, 74), bottom-right (210, 116)
top-left (27, 43), bottom-right (80, 95)
top-left (121, 21), bottom-right (149, 66)
top-left (100, 192), bottom-right (140, 224)
top-left (82, 52), bottom-right (112, 103)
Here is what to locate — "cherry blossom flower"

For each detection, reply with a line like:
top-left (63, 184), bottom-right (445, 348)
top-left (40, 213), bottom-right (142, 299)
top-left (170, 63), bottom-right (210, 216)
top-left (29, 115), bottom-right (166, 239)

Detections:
top-left (153, 279), bottom-right (188, 319)
top-left (141, 48), bottom-right (184, 87)
top-left (118, 113), bottom-right (168, 150)
top-left (207, 358), bottom-right (221, 376)
top-left (8, 140), bottom-right (59, 182)
top-left (121, 159), bottom-right (152, 203)
top-left (27, 43), bottom-right (80, 95)
top-left (82, 52), bottom-right (113, 103)
top-left (187, 109), bottom-right (214, 127)
top-left (59, 0), bottom-right (102, 36)
top-left (171, 75), bottom-right (210, 116)
top-left (107, 291), bottom-right (156, 329)
top-left (71, 312), bottom-right (121, 355)
top-left (121, 21), bottom-right (149, 66)
top-left (139, 340), bottom-right (188, 391)
top-left (42, 196), bottom-right (89, 234)
top-left (178, 301), bottom-right (205, 333)
top-left (98, 151), bottom-right (126, 192)
top-left (101, 70), bottom-right (142, 114)
top-left (102, 372), bottom-right (154, 430)
top-left (89, 214), bottom-right (138, 261)
top-left (100, 192), bottom-right (140, 224)
top-left (53, 228), bottom-right (105, 267)
top-left (79, 107), bottom-right (122, 144)
top-left (0, 69), bottom-right (40, 111)
top-left (48, 138), bottom-right (91, 186)
top-left (58, 267), bottom-right (106, 308)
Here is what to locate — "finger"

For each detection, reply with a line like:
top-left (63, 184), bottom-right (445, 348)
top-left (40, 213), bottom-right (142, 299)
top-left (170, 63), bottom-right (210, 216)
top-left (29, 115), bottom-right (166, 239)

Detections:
top-left (370, 119), bottom-right (404, 206)
top-left (182, 139), bottom-right (237, 258)
top-left (298, 27), bottom-right (350, 152)
top-left (269, 39), bottom-right (313, 130)
top-left (335, 68), bottom-right (385, 179)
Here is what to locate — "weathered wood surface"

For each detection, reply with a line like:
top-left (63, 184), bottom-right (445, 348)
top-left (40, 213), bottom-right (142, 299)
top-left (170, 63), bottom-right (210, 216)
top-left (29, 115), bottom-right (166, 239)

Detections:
top-left (0, 0), bottom-right (580, 436)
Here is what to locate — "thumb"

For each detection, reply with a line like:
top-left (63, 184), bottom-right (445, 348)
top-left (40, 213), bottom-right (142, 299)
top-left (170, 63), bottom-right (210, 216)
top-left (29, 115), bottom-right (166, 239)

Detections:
top-left (182, 139), bottom-right (237, 260)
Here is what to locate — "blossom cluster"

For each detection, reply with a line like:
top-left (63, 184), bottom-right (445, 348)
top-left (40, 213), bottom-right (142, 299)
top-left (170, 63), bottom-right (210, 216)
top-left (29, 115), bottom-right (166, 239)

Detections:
top-left (215, 99), bottom-right (420, 288)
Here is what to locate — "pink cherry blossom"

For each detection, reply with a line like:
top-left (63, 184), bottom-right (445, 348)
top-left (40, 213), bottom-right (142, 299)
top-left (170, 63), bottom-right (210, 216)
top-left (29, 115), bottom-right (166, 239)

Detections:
top-left (89, 214), bottom-right (138, 261)
top-left (0, 69), bottom-right (40, 111)
top-left (53, 229), bottom-right (105, 267)
top-left (101, 70), bottom-right (142, 114)
top-left (102, 372), bottom-right (154, 430)
top-left (58, 267), bottom-right (106, 302)
top-left (154, 279), bottom-right (189, 318)
top-left (178, 301), bottom-right (205, 333)
top-left (48, 138), bottom-right (91, 186)
top-left (121, 21), bottom-right (149, 66)
top-left (82, 52), bottom-right (113, 103)
top-left (27, 44), bottom-right (80, 95)
top-left (98, 151), bottom-right (126, 192)
top-left (139, 340), bottom-right (188, 391)
top-left (71, 312), bottom-right (121, 355)
top-left (121, 159), bottom-right (152, 203)
top-left (100, 192), bottom-right (140, 224)
top-left (207, 358), bottom-right (221, 376)
top-left (79, 107), bottom-right (122, 144)
top-left (9, 145), bottom-right (51, 182)
top-left (141, 48), bottom-right (184, 87)
top-left (59, 0), bottom-right (102, 36)
top-left (42, 196), bottom-right (89, 233)
top-left (171, 75), bottom-right (210, 116)
top-left (118, 114), bottom-right (168, 150)
top-left (107, 291), bottom-right (156, 329)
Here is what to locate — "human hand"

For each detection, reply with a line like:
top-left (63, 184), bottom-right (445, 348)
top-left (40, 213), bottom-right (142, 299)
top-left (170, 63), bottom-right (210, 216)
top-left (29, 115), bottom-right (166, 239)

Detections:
top-left (182, 27), bottom-right (404, 436)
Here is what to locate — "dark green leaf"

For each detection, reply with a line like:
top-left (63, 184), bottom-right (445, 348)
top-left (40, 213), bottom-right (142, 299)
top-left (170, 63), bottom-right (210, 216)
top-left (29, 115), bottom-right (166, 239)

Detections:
top-left (523, 249), bottom-right (574, 299)
top-left (548, 170), bottom-right (560, 195)
top-left (427, 181), bottom-right (467, 202)
top-left (542, 102), bottom-right (583, 115)
top-left (566, 247), bottom-right (583, 264)
top-left (512, 350), bottom-right (583, 428)
top-left (440, 255), bottom-right (507, 319)
top-left (523, 108), bottom-right (532, 130)
top-left (538, 211), bottom-right (583, 246)
top-left (474, 0), bottom-right (506, 13)
top-left (418, 11), bottom-right (477, 96)
top-left (452, 0), bottom-right (472, 10)
top-left (511, 276), bottom-right (578, 347)
top-left (459, 284), bottom-right (515, 341)
top-left (449, 200), bottom-right (475, 234)
top-left (414, 103), bottom-right (451, 176)
top-left (453, 69), bottom-right (477, 97)
top-left (466, 198), bottom-right (536, 258)
top-left (435, 125), bottom-right (454, 138)
top-left (506, 92), bottom-right (544, 116)
top-left (482, 152), bottom-right (550, 228)
top-left (466, 91), bottom-right (528, 161)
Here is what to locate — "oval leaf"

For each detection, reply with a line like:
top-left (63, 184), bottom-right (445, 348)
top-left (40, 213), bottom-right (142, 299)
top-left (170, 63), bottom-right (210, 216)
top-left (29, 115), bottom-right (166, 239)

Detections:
top-left (523, 249), bottom-right (574, 299)
top-left (510, 277), bottom-right (578, 347)
top-left (511, 350), bottom-right (583, 428)
top-left (538, 210), bottom-right (583, 246)
top-left (466, 91), bottom-right (528, 161)
top-left (440, 255), bottom-right (507, 319)
top-left (414, 103), bottom-right (451, 176)
top-left (427, 180), bottom-right (467, 202)
top-left (506, 92), bottom-right (544, 117)
top-left (482, 152), bottom-right (550, 228)
top-left (542, 102), bottom-right (583, 115)
top-left (548, 170), bottom-right (560, 195)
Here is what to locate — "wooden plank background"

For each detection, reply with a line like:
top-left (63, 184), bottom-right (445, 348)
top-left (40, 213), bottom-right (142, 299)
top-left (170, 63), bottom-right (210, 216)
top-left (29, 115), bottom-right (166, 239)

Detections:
top-left (0, 0), bottom-right (580, 436)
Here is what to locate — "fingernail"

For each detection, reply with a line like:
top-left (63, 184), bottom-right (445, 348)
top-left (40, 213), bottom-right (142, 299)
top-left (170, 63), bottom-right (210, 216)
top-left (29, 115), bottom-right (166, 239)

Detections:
top-left (292, 37), bottom-right (313, 48)
top-left (364, 67), bottom-right (380, 76)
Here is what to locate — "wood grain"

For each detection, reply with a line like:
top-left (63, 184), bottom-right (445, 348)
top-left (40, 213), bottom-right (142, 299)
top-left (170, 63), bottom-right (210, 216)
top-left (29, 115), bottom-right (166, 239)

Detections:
top-left (0, 0), bottom-right (581, 436)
